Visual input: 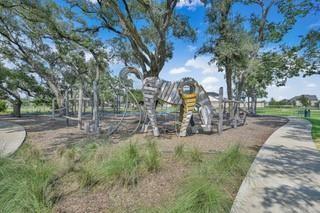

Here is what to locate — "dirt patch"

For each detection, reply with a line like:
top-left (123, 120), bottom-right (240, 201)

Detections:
top-left (0, 115), bottom-right (88, 154)
top-left (132, 116), bottom-right (288, 155)
top-left (0, 115), bottom-right (287, 155)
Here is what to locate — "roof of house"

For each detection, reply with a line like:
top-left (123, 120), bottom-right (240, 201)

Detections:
top-left (290, 95), bottom-right (318, 101)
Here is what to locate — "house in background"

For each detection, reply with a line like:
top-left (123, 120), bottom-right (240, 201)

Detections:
top-left (290, 95), bottom-right (318, 107)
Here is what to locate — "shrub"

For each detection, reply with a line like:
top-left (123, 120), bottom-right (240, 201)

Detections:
top-left (98, 143), bottom-right (142, 186)
top-left (170, 177), bottom-right (231, 213)
top-left (0, 157), bottom-right (55, 213)
top-left (78, 164), bottom-right (99, 188)
top-left (190, 147), bottom-right (202, 163)
top-left (210, 145), bottom-right (251, 179)
top-left (0, 100), bottom-right (7, 112)
top-left (143, 141), bottom-right (161, 172)
top-left (165, 146), bottom-right (252, 213)
top-left (174, 144), bottom-right (185, 159)
top-left (77, 142), bottom-right (163, 188)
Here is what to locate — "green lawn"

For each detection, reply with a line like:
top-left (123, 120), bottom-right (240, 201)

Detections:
top-left (1, 105), bottom-right (51, 116)
top-left (257, 107), bottom-right (320, 148)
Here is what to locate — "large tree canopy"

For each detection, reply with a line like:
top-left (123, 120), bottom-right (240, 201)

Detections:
top-left (198, 0), bottom-right (313, 102)
top-left (0, 0), bottom-right (108, 107)
top-left (68, 0), bottom-right (196, 77)
top-left (0, 63), bottom-right (47, 116)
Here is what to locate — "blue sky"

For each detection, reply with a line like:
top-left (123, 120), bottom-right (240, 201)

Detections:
top-left (68, 0), bottom-right (320, 101)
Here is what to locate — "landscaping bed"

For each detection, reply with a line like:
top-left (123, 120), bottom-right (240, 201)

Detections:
top-left (0, 115), bottom-right (287, 212)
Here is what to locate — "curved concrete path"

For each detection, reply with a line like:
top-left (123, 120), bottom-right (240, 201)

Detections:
top-left (231, 118), bottom-right (320, 213)
top-left (0, 121), bottom-right (26, 157)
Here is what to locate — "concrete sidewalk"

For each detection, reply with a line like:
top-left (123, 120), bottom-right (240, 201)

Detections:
top-left (231, 118), bottom-right (320, 213)
top-left (0, 121), bottom-right (26, 157)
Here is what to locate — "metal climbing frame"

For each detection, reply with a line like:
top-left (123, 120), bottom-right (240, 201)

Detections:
top-left (117, 67), bottom-right (217, 137)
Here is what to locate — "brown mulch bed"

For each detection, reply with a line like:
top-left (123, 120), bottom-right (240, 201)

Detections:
top-left (0, 114), bottom-right (287, 212)
top-left (131, 116), bottom-right (288, 155)
top-left (54, 156), bottom-right (190, 213)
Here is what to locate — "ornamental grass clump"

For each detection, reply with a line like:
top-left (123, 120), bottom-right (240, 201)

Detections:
top-left (0, 146), bottom-right (55, 213)
top-left (143, 141), bottom-right (161, 172)
top-left (167, 145), bottom-right (252, 213)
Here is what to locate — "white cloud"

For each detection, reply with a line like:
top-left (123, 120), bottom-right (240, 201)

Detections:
top-left (177, 0), bottom-right (204, 10)
top-left (187, 45), bottom-right (197, 52)
top-left (169, 67), bottom-right (191, 75)
top-left (201, 76), bottom-right (219, 92)
top-left (185, 56), bottom-right (219, 75)
top-left (169, 56), bottom-right (220, 76)
top-left (306, 83), bottom-right (317, 88)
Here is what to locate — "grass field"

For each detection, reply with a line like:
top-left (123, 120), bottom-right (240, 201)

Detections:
top-left (257, 107), bottom-right (320, 148)
top-left (1, 105), bottom-right (51, 115)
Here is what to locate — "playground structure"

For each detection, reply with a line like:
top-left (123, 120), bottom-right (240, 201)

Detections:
top-left (50, 66), bottom-right (247, 137)
top-left (118, 67), bottom-right (247, 137)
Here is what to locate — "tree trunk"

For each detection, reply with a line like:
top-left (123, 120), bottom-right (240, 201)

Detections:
top-left (253, 95), bottom-right (257, 115)
top-left (78, 82), bottom-right (83, 129)
top-left (52, 98), bottom-right (55, 119)
top-left (13, 100), bottom-right (22, 117)
top-left (235, 74), bottom-right (245, 101)
top-left (65, 90), bottom-right (69, 125)
top-left (47, 80), bottom-right (64, 108)
top-left (218, 87), bottom-right (223, 135)
top-left (225, 64), bottom-right (233, 121)
top-left (92, 80), bottom-right (99, 134)
top-left (225, 65), bottom-right (233, 100)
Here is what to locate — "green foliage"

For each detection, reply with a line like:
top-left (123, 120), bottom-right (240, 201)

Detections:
top-left (0, 100), bottom-right (7, 112)
top-left (257, 107), bottom-right (300, 117)
top-left (257, 107), bottom-right (320, 148)
top-left (0, 64), bottom-right (47, 112)
top-left (190, 148), bottom-right (202, 163)
top-left (199, 0), bottom-right (314, 100)
top-left (174, 144), bottom-right (185, 159)
top-left (78, 165), bottom-right (99, 189)
top-left (143, 141), bottom-right (161, 172)
top-left (0, 147), bottom-right (55, 213)
top-left (69, 0), bottom-right (195, 77)
top-left (269, 98), bottom-right (291, 106)
top-left (210, 146), bottom-right (251, 178)
top-left (78, 142), bottom-right (162, 188)
top-left (308, 117), bottom-right (320, 149)
top-left (169, 177), bottom-right (230, 213)
top-left (166, 146), bottom-right (251, 213)
top-left (298, 95), bottom-right (311, 107)
top-left (130, 89), bottom-right (144, 104)
top-left (100, 143), bottom-right (141, 186)
top-left (300, 29), bottom-right (320, 76)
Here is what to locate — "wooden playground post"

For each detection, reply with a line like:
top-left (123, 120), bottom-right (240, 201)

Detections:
top-left (230, 101), bottom-right (235, 128)
top-left (233, 102), bottom-right (238, 128)
top-left (218, 87), bottom-right (223, 135)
